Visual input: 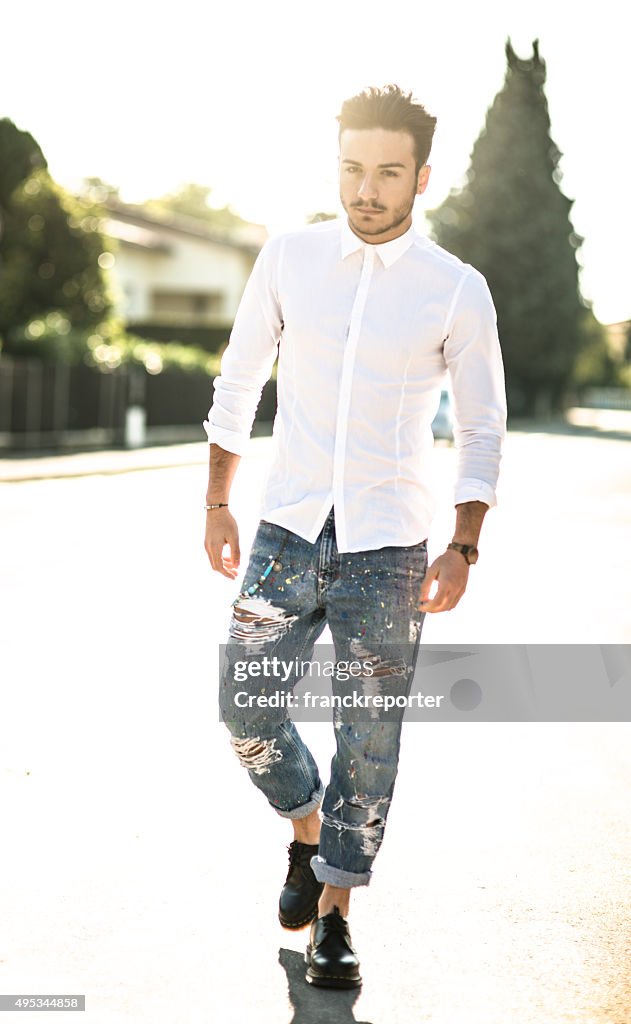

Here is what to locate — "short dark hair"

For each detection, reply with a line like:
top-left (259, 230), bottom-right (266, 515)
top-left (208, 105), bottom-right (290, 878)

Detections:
top-left (337, 85), bottom-right (437, 170)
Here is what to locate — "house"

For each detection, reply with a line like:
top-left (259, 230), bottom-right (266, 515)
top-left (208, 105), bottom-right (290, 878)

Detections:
top-left (101, 199), bottom-right (266, 344)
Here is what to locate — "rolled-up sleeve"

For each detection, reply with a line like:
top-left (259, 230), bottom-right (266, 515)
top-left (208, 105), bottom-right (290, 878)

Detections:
top-left (203, 237), bottom-right (283, 454)
top-left (442, 269), bottom-right (507, 508)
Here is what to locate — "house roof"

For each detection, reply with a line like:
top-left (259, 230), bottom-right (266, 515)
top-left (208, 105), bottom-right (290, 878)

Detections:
top-left (102, 198), bottom-right (266, 255)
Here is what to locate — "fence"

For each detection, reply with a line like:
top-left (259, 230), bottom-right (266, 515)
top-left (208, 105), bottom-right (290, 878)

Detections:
top-left (0, 356), bottom-right (277, 451)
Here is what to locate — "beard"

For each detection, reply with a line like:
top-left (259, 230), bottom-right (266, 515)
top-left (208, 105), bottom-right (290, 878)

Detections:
top-left (341, 182), bottom-right (417, 239)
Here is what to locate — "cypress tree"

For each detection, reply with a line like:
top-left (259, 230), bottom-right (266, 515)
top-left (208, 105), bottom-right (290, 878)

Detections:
top-left (427, 40), bottom-right (590, 415)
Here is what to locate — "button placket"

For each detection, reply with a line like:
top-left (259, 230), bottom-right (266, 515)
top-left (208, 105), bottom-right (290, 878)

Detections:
top-left (331, 245), bottom-right (376, 552)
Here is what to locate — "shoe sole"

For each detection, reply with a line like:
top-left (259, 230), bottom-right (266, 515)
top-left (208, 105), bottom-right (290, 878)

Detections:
top-left (305, 968), bottom-right (362, 989)
top-left (278, 903), bottom-right (320, 930)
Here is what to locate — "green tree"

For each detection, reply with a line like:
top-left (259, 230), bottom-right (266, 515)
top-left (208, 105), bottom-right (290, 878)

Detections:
top-left (0, 119), bottom-right (113, 357)
top-left (0, 118), bottom-right (46, 206)
top-left (571, 310), bottom-right (625, 391)
top-left (427, 40), bottom-right (598, 415)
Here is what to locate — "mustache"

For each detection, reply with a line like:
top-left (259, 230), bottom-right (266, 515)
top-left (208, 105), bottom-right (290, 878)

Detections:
top-left (351, 202), bottom-right (386, 211)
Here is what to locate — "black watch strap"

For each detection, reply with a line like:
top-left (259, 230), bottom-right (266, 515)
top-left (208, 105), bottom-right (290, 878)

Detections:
top-left (447, 542), bottom-right (479, 565)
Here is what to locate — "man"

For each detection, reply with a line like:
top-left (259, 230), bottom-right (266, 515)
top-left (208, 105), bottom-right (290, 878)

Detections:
top-left (204, 85), bottom-right (506, 989)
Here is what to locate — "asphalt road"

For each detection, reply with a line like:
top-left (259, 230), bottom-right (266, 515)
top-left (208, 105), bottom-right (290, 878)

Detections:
top-left (1, 429), bottom-right (630, 1023)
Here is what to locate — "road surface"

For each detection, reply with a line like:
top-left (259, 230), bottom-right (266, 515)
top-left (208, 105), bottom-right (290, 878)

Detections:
top-left (1, 428), bottom-right (630, 1023)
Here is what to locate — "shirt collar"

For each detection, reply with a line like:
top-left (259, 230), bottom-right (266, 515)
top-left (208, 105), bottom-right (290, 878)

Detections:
top-left (340, 218), bottom-right (416, 268)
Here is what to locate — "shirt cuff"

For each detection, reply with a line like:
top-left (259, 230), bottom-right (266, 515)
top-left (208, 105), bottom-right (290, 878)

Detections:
top-left (454, 477), bottom-right (497, 509)
top-left (202, 419), bottom-right (249, 456)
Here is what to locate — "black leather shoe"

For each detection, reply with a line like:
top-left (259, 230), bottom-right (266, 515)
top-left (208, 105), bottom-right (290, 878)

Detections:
top-left (278, 841), bottom-right (324, 929)
top-left (305, 907), bottom-right (362, 988)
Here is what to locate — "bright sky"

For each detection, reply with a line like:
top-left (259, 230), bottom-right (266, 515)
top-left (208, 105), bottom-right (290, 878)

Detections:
top-left (2, 0), bottom-right (629, 324)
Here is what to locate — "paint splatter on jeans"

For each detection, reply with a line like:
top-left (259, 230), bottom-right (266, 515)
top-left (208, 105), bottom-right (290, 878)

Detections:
top-left (219, 507), bottom-right (427, 888)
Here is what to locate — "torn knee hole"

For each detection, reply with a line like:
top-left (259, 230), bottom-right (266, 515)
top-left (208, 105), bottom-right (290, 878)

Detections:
top-left (229, 596), bottom-right (298, 644)
top-left (230, 735), bottom-right (283, 775)
top-left (349, 639), bottom-right (407, 677)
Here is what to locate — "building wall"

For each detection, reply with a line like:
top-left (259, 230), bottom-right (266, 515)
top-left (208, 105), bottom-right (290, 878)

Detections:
top-left (104, 216), bottom-right (258, 329)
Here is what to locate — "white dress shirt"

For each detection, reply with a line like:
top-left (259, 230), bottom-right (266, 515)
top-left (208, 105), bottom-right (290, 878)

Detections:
top-left (204, 218), bottom-right (506, 554)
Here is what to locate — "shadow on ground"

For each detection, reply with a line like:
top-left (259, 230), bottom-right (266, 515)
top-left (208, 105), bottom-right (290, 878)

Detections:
top-left (279, 948), bottom-right (374, 1024)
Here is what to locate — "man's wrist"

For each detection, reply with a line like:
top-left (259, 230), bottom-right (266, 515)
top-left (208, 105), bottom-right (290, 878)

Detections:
top-left (447, 542), bottom-right (479, 565)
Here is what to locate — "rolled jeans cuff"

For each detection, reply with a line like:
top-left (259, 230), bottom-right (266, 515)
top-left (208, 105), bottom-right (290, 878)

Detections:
top-left (272, 784), bottom-right (324, 820)
top-left (310, 854), bottom-right (372, 889)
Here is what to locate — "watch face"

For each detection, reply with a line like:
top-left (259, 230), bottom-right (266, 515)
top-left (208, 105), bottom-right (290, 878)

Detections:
top-left (466, 548), bottom-right (479, 565)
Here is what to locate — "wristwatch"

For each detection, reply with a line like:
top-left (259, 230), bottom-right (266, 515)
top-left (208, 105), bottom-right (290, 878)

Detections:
top-left (447, 542), bottom-right (479, 565)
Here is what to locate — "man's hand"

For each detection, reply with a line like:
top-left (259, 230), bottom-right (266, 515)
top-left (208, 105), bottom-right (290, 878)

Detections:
top-left (419, 549), bottom-right (470, 613)
top-left (205, 508), bottom-right (241, 580)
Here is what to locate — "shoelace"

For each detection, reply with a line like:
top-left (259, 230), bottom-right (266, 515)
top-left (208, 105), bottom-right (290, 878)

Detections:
top-left (319, 909), bottom-right (351, 940)
top-left (287, 841), bottom-right (317, 870)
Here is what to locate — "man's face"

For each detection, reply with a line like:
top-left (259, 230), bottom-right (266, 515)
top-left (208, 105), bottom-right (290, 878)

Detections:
top-left (339, 128), bottom-right (431, 244)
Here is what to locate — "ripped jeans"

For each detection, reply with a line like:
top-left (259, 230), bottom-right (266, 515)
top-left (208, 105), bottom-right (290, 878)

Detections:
top-left (218, 508), bottom-right (428, 888)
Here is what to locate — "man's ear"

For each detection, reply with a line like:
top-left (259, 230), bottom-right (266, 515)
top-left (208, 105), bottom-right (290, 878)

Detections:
top-left (417, 165), bottom-right (431, 194)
